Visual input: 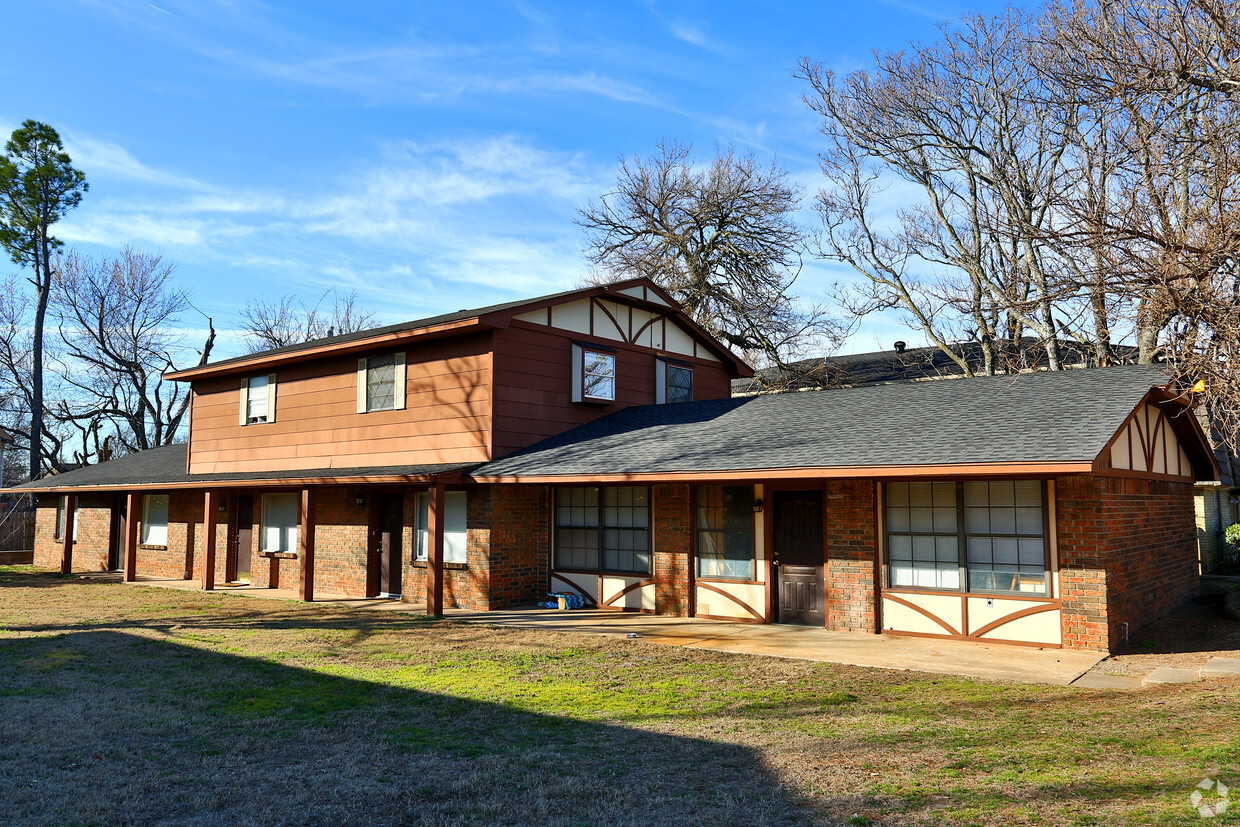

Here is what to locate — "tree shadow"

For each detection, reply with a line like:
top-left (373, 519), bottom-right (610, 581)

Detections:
top-left (0, 629), bottom-right (818, 826)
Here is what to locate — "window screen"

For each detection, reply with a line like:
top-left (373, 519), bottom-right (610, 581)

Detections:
top-left (667, 365), bottom-right (692, 403)
top-left (366, 354), bottom-right (396, 412)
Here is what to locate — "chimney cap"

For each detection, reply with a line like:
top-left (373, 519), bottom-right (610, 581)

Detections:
top-left (894, 341), bottom-right (907, 353)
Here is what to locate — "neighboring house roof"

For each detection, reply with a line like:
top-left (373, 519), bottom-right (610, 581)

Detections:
top-left (167, 277), bottom-right (752, 381)
top-left (473, 364), bottom-right (1211, 481)
top-left (12, 443), bottom-right (475, 493)
top-left (733, 339), bottom-right (1142, 395)
top-left (0, 426), bottom-right (11, 445)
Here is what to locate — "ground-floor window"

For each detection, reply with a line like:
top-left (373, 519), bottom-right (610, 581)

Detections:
top-left (885, 480), bottom-right (1048, 595)
top-left (54, 496), bottom-right (79, 541)
top-left (553, 486), bottom-right (650, 574)
top-left (414, 490), bottom-right (467, 564)
top-left (695, 485), bottom-right (755, 580)
top-left (141, 494), bottom-right (169, 546)
top-left (261, 493), bottom-right (299, 553)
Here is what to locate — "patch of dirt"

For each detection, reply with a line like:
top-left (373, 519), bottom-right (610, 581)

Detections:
top-left (1097, 579), bottom-right (1240, 676)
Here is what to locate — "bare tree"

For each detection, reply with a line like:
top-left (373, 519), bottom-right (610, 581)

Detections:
top-left (241, 288), bottom-right (377, 353)
top-left (799, 11), bottom-right (1123, 377)
top-left (577, 141), bottom-right (844, 370)
top-left (49, 248), bottom-right (215, 464)
top-left (1039, 0), bottom-right (1240, 447)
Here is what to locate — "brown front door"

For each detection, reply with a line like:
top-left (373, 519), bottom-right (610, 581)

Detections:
top-left (773, 490), bottom-right (825, 626)
top-left (379, 493), bottom-right (404, 597)
top-left (107, 495), bottom-right (126, 571)
top-left (235, 495), bottom-right (253, 582)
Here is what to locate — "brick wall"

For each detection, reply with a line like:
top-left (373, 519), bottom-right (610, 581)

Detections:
top-left (825, 479), bottom-right (877, 633)
top-left (311, 488), bottom-right (369, 598)
top-left (652, 483), bottom-right (691, 616)
top-left (1057, 475), bottom-right (1198, 651)
top-left (32, 493), bottom-right (114, 571)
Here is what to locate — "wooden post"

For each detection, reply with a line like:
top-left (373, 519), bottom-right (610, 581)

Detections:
top-left (426, 481), bottom-right (445, 617)
top-left (202, 490), bottom-right (218, 591)
top-left (60, 493), bottom-right (76, 575)
top-left (298, 487), bottom-right (316, 602)
top-left (124, 493), bottom-right (139, 582)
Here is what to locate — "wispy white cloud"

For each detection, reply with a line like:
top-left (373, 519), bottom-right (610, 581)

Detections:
top-left (65, 133), bottom-right (211, 190)
top-left (872, 0), bottom-right (953, 22)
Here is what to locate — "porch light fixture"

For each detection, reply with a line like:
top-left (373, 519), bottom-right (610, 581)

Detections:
top-left (752, 498), bottom-right (764, 514)
top-left (217, 497), bottom-right (227, 513)
top-left (356, 495), bottom-right (366, 507)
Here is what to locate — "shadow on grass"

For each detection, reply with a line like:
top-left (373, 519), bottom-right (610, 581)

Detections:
top-left (0, 629), bottom-right (816, 827)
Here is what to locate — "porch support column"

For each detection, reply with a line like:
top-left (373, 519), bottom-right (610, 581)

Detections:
top-left (426, 481), bottom-right (445, 617)
top-left (202, 490), bottom-right (218, 591)
top-left (298, 487), bottom-right (316, 602)
top-left (60, 493), bottom-right (77, 575)
top-left (124, 492), bottom-right (139, 582)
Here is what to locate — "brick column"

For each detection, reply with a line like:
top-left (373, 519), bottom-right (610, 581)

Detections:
top-left (652, 483), bottom-right (691, 616)
top-left (825, 479), bottom-right (877, 633)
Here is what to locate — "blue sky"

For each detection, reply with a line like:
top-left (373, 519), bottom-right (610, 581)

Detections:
top-left (2, 0), bottom-right (1009, 361)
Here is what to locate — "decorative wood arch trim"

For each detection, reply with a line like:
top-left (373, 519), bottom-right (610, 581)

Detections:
top-left (882, 593), bottom-right (960, 636)
top-left (550, 572), bottom-right (596, 606)
top-left (969, 602), bottom-right (1059, 639)
top-left (697, 581), bottom-right (765, 621)
top-left (590, 298), bottom-right (627, 342)
top-left (601, 577), bottom-right (655, 607)
top-left (630, 314), bottom-right (663, 346)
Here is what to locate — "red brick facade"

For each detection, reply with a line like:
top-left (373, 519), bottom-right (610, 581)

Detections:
top-left (825, 479), bottom-right (877, 634)
top-left (29, 473), bottom-right (1200, 653)
top-left (1057, 475), bottom-right (1198, 651)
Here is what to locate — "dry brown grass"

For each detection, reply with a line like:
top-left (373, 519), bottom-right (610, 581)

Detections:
top-left (3, 568), bottom-right (1240, 826)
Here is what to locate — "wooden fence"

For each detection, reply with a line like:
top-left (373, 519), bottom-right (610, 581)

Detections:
top-left (0, 494), bottom-right (35, 553)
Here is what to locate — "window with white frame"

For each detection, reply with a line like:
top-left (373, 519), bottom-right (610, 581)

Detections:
top-left (571, 342), bottom-right (617, 403)
top-left (554, 487), bottom-right (650, 574)
top-left (141, 494), bottom-right (169, 546)
top-left (414, 491), bottom-right (468, 564)
top-left (357, 352), bottom-right (407, 413)
top-left (695, 485), bottom-right (755, 580)
top-left (657, 359), bottom-right (693, 404)
top-left (884, 480), bottom-right (1048, 595)
top-left (239, 374), bottom-right (276, 425)
top-left (261, 493), bottom-right (299, 553)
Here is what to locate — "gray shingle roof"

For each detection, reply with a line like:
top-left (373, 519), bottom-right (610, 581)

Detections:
top-left (474, 364), bottom-right (1172, 477)
top-left (11, 444), bottom-right (473, 491)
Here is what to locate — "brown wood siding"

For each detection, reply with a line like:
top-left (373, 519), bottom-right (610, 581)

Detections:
top-left (188, 334), bottom-right (493, 474)
top-left (490, 324), bottom-right (735, 458)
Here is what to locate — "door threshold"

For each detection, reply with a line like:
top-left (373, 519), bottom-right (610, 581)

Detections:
top-left (377, 593), bottom-right (403, 600)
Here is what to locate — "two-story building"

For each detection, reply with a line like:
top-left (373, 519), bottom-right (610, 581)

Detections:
top-left (11, 278), bottom-right (1218, 653)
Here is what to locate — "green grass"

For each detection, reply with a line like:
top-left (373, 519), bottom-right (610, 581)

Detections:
top-left (2, 570), bottom-right (1240, 825)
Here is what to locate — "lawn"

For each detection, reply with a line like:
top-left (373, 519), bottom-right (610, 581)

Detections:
top-left (2, 568), bottom-right (1239, 826)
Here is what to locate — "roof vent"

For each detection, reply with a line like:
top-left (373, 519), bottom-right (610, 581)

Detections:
top-left (894, 341), bottom-right (907, 353)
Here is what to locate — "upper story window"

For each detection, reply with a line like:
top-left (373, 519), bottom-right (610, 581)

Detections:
top-left (885, 480), bottom-right (1048, 596)
top-left (657, 358), bottom-right (693, 404)
top-left (357, 352), bottom-right (407, 413)
top-left (239, 374), bottom-right (276, 425)
top-left (571, 342), bottom-right (617, 403)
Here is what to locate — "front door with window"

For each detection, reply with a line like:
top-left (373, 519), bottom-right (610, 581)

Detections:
top-left (379, 493), bottom-right (404, 598)
top-left (773, 490), bottom-right (825, 626)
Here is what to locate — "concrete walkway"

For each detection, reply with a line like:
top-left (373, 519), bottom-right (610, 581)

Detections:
top-left (87, 573), bottom-right (1102, 686)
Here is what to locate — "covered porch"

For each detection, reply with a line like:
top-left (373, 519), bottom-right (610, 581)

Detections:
top-left (79, 572), bottom-right (1102, 685)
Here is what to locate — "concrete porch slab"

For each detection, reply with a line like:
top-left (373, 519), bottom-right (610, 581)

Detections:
top-left (1071, 672), bottom-right (1144, 690)
top-left (92, 575), bottom-right (1102, 686)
